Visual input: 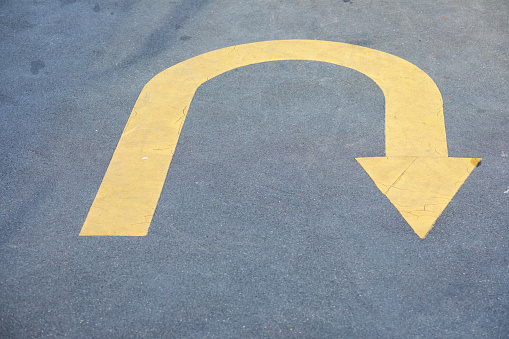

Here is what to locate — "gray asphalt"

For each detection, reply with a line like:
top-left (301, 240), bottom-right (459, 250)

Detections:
top-left (1, 0), bottom-right (508, 337)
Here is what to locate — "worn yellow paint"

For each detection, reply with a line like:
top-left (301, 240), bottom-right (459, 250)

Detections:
top-left (356, 157), bottom-right (480, 238)
top-left (80, 40), bottom-right (480, 238)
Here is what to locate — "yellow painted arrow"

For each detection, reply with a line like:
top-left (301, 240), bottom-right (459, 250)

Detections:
top-left (80, 40), bottom-right (480, 238)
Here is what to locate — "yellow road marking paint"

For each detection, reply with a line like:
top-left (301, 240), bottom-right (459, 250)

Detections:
top-left (356, 157), bottom-right (480, 238)
top-left (80, 40), bottom-right (480, 238)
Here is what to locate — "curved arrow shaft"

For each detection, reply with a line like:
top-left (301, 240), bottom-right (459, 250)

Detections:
top-left (81, 40), bottom-right (449, 236)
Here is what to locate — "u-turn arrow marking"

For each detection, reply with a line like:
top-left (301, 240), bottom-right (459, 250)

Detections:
top-left (80, 40), bottom-right (480, 238)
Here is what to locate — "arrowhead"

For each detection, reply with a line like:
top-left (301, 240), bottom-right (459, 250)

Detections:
top-left (356, 156), bottom-right (481, 238)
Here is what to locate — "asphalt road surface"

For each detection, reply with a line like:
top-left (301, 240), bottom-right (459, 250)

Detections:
top-left (1, 0), bottom-right (508, 337)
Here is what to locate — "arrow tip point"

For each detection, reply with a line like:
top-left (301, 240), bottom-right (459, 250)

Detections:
top-left (357, 156), bottom-right (480, 238)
